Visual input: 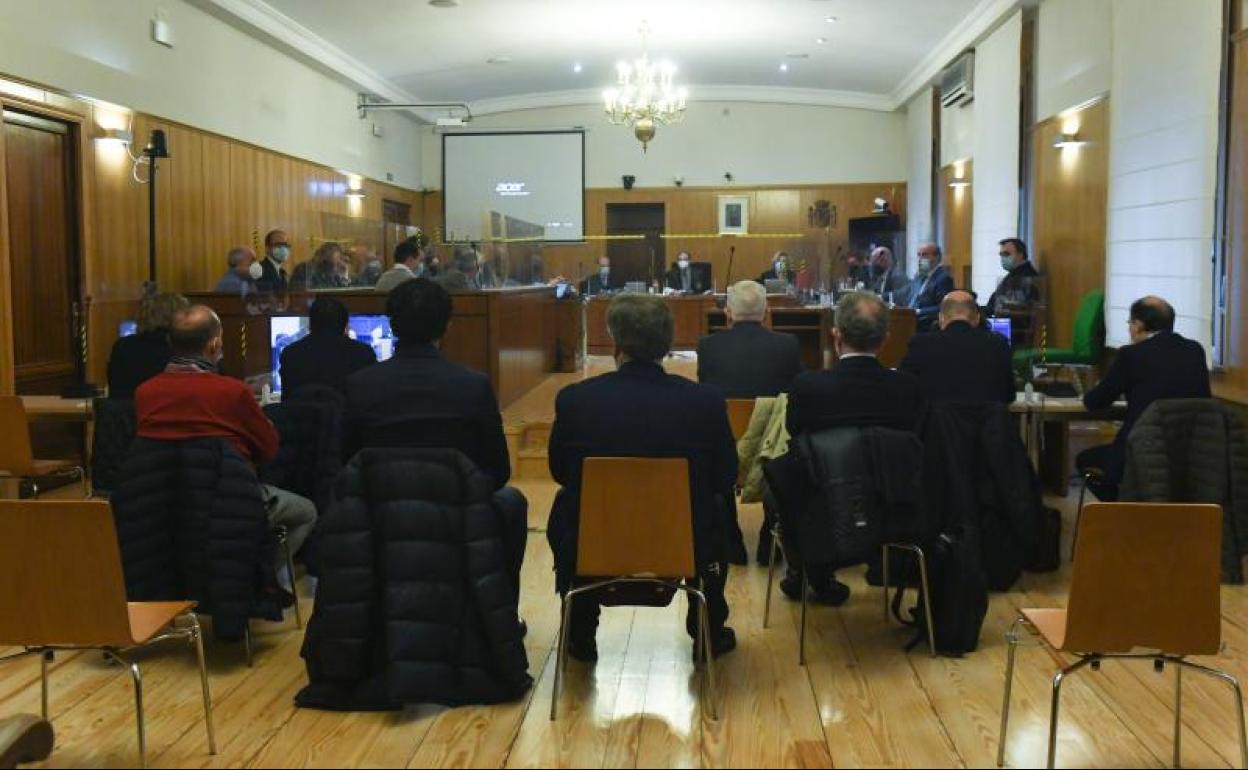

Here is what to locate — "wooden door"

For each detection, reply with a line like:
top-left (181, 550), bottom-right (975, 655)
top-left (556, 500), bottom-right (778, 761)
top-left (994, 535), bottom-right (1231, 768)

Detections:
top-left (606, 203), bottom-right (665, 286)
top-left (3, 110), bottom-right (81, 395)
top-left (382, 198), bottom-right (412, 268)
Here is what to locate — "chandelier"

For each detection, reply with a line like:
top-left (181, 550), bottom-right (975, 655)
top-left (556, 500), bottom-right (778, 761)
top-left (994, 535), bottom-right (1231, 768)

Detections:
top-left (603, 28), bottom-right (688, 152)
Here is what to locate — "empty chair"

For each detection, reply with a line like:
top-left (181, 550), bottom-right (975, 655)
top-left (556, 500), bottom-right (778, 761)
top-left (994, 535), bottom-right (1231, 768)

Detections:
top-left (0, 396), bottom-right (86, 498)
top-left (0, 500), bottom-right (216, 769)
top-left (550, 457), bottom-right (718, 720)
top-left (725, 398), bottom-right (757, 444)
top-left (997, 502), bottom-right (1248, 769)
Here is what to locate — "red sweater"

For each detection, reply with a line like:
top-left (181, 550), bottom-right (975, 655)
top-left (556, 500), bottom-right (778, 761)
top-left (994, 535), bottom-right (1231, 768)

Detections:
top-left (135, 371), bottom-right (279, 466)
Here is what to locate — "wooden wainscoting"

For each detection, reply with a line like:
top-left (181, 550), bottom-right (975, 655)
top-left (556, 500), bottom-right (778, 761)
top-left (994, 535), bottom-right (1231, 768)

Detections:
top-left (939, 160), bottom-right (973, 290)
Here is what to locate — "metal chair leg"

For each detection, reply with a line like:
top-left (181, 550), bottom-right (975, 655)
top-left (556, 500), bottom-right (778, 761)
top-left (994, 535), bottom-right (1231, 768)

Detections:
top-left (188, 614), bottom-right (217, 755)
top-left (882, 545), bottom-right (891, 622)
top-left (997, 620), bottom-right (1021, 767)
top-left (696, 586), bottom-right (718, 721)
top-left (549, 593), bottom-right (573, 721)
top-left (39, 651), bottom-right (51, 720)
top-left (244, 623), bottom-right (254, 668)
top-left (914, 547), bottom-right (937, 657)
top-left (1176, 659), bottom-right (1248, 769)
top-left (1047, 657), bottom-right (1096, 769)
top-left (763, 524), bottom-right (781, 629)
top-left (109, 653), bottom-right (147, 770)
top-left (1174, 660), bottom-right (1183, 769)
top-left (799, 572), bottom-right (809, 666)
top-left (1073, 472), bottom-right (1093, 561)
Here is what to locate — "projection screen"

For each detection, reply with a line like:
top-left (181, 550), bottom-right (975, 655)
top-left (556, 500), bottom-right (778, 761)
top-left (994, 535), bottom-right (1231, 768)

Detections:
top-left (442, 130), bottom-right (585, 243)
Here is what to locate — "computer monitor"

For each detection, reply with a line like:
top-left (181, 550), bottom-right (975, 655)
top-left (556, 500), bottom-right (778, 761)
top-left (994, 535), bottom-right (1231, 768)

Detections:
top-left (119, 320), bottom-right (137, 338)
top-left (988, 316), bottom-right (1012, 346)
top-left (346, 315), bottom-right (395, 363)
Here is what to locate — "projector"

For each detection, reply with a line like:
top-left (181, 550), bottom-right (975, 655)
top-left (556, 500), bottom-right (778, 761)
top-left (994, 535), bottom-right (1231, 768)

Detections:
top-left (437, 117), bottom-right (467, 127)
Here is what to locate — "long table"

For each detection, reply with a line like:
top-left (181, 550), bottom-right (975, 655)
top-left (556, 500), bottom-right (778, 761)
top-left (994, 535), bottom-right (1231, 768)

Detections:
top-left (187, 287), bottom-right (562, 408)
top-left (1010, 394), bottom-right (1128, 495)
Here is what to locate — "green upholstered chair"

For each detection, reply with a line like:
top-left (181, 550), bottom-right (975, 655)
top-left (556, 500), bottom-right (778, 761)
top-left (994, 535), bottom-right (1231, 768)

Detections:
top-left (1013, 289), bottom-right (1105, 380)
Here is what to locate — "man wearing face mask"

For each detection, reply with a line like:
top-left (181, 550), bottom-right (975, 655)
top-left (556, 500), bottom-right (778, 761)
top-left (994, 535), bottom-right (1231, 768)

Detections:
top-left (907, 242), bottom-right (954, 332)
top-left (987, 237), bottom-right (1042, 345)
top-left (134, 305), bottom-right (318, 579)
top-left (214, 246), bottom-right (263, 295)
top-left (581, 255), bottom-right (618, 296)
top-left (257, 229), bottom-right (291, 294)
top-left (665, 251), bottom-right (712, 294)
top-left (866, 246), bottom-right (910, 304)
top-left (375, 235), bottom-right (429, 292)
top-left (757, 252), bottom-right (791, 286)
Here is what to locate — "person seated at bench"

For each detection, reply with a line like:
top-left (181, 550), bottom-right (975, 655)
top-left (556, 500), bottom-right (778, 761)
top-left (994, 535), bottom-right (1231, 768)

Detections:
top-left (278, 297), bottom-right (376, 399)
top-left (107, 291), bottom-right (188, 399)
top-left (899, 290), bottom-right (1015, 404)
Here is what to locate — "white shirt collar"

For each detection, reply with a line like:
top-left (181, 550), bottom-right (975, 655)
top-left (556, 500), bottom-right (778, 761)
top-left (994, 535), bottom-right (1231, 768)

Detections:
top-left (839, 352), bottom-right (877, 360)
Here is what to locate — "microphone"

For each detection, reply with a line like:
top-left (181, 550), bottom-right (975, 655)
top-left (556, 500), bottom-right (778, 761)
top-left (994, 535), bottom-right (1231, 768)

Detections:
top-left (725, 245), bottom-right (736, 291)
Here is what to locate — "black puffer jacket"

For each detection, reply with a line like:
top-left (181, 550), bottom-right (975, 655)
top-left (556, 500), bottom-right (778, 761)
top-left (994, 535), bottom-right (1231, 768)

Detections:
top-left (110, 438), bottom-right (281, 639)
top-left (917, 402), bottom-right (1045, 590)
top-left (91, 397), bottom-right (137, 495)
top-left (1121, 399), bottom-right (1248, 583)
top-left (261, 385), bottom-right (344, 516)
top-left (296, 448), bottom-right (532, 711)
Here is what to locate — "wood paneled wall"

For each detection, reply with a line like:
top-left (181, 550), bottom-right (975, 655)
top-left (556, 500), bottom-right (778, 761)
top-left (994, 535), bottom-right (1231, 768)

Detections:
top-left (940, 161), bottom-right (973, 290)
top-left (422, 182), bottom-right (907, 289)
top-left (83, 115), bottom-right (422, 384)
top-left (1030, 98), bottom-right (1109, 350)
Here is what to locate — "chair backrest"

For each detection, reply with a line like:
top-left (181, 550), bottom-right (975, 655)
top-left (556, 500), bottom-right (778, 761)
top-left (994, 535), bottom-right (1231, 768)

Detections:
top-left (0, 397), bottom-right (35, 475)
top-left (726, 399), bottom-right (756, 443)
top-left (1065, 502), bottom-right (1223, 655)
top-left (1071, 289), bottom-right (1106, 358)
top-left (0, 500), bottom-right (136, 648)
top-left (577, 457), bottom-right (696, 579)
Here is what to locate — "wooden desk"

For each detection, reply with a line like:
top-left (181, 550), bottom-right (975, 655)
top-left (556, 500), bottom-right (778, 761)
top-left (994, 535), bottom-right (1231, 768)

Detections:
top-left (705, 306), bottom-right (832, 370)
top-left (21, 396), bottom-right (92, 420)
top-left (1010, 395), bottom-right (1128, 495)
top-left (585, 295), bottom-right (716, 355)
top-left (186, 287), bottom-right (559, 408)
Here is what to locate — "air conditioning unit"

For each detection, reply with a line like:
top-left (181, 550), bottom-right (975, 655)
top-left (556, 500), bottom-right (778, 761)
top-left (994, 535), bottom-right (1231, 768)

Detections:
top-left (940, 51), bottom-right (975, 108)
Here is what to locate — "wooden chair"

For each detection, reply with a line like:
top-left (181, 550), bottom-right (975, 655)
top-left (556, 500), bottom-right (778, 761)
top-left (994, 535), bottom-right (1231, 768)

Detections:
top-left (0, 500), bottom-right (216, 768)
top-left (997, 503), bottom-right (1248, 769)
top-left (0, 397), bottom-right (87, 498)
top-left (550, 457), bottom-right (718, 721)
top-left (726, 399), bottom-right (756, 444)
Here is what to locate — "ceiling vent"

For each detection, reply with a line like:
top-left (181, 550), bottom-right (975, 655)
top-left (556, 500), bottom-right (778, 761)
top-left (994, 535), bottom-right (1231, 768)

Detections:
top-left (940, 51), bottom-right (975, 108)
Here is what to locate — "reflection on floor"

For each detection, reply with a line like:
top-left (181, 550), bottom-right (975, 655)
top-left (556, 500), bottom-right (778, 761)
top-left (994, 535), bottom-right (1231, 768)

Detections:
top-left (14, 357), bottom-right (1248, 768)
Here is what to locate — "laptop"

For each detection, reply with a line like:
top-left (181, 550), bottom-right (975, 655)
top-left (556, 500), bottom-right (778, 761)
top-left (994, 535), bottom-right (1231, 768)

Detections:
top-left (988, 317), bottom-right (1013, 346)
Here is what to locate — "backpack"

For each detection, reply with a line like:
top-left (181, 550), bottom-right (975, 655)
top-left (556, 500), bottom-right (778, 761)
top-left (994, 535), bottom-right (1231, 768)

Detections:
top-left (890, 531), bottom-right (989, 656)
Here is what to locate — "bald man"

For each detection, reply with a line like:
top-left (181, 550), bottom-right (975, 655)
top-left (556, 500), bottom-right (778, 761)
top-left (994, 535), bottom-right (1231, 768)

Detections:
top-left (907, 242), bottom-right (954, 331)
top-left (899, 290), bottom-right (1016, 404)
top-left (215, 246), bottom-right (260, 295)
top-left (135, 305), bottom-right (317, 578)
top-left (1078, 295), bottom-right (1211, 501)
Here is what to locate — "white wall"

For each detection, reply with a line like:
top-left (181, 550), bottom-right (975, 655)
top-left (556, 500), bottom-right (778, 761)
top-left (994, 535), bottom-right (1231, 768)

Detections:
top-left (0, 0), bottom-right (422, 188)
top-left (1105, 0), bottom-right (1221, 347)
top-left (1036, 0), bottom-right (1112, 121)
top-left (905, 88), bottom-right (935, 270)
top-left (420, 101), bottom-right (907, 190)
top-left (970, 11), bottom-right (1023, 300)
top-left (940, 99), bottom-right (975, 168)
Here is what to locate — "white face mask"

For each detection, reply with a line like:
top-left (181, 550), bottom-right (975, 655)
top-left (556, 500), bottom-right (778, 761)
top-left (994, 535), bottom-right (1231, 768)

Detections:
top-left (247, 261), bottom-right (264, 281)
top-left (917, 257), bottom-right (932, 275)
top-left (678, 259), bottom-right (690, 269)
top-left (1000, 255), bottom-right (1015, 272)
top-left (270, 246), bottom-right (291, 264)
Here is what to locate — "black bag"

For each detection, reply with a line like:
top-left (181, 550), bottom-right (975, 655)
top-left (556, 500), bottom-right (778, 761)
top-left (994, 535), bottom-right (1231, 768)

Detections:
top-left (891, 532), bottom-right (988, 656)
top-left (1026, 507), bottom-right (1062, 573)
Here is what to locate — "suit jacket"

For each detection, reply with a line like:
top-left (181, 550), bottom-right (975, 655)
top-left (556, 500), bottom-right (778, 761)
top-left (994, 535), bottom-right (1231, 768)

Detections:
top-left (279, 333), bottom-right (377, 398)
top-left (256, 257), bottom-right (288, 294)
top-left (579, 272), bottom-right (618, 296)
top-left (215, 270), bottom-right (256, 295)
top-left (107, 329), bottom-right (172, 399)
top-left (907, 265), bottom-right (954, 329)
top-left (899, 321), bottom-right (1016, 404)
top-left (868, 267), bottom-right (911, 304)
top-left (696, 322), bottom-right (803, 399)
top-left (1083, 331), bottom-right (1211, 481)
top-left (342, 343), bottom-right (511, 488)
top-left (787, 356), bottom-right (926, 436)
top-left (987, 260), bottom-right (1041, 316)
top-left (545, 360), bottom-right (738, 582)
top-left (665, 262), bottom-right (712, 293)
top-left (757, 268), bottom-right (790, 286)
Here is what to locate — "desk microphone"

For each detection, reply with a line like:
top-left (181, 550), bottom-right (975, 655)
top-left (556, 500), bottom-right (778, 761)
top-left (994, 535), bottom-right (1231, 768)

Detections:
top-left (725, 245), bottom-right (735, 291)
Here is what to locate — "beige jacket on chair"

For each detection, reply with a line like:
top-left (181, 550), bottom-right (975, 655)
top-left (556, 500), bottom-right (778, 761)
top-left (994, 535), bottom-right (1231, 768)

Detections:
top-left (738, 394), bottom-right (791, 503)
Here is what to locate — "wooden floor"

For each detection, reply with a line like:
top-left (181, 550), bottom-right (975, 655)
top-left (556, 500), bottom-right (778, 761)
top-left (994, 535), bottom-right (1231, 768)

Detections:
top-left (16, 356), bottom-right (1248, 768)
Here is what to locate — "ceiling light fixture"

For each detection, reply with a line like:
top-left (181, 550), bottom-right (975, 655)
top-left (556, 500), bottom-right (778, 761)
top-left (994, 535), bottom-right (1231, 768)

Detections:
top-left (487, 56), bottom-right (512, 65)
top-left (815, 37), bottom-right (827, 44)
top-left (825, 16), bottom-right (839, 23)
top-left (780, 63), bottom-right (790, 72)
top-left (428, 0), bottom-right (458, 7)
top-left (574, 63), bottom-right (583, 73)
top-left (603, 22), bottom-right (688, 153)
top-left (1053, 131), bottom-right (1086, 149)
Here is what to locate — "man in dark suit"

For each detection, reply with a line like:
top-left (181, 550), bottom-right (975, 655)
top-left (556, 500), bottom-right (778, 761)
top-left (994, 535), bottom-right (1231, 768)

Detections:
top-left (343, 278), bottom-right (527, 592)
top-left (256, 229), bottom-right (291, 294)
top-left (899, 290), bottom-right (1015, 404)
top-left (987, 237), bottom-right (1042, 346)
top-left (1078, 296), bottom-right (1211, 501)
top-left (547, 294), bottom-right (739, 662)
top-left (756, 251), bottom-right (792, 286)
top-left (278, 297), bottom-right (376, 398)
top-left (665, 251), bottom-right (713, 294)
top-left (579, 255), bottom-right (619, 296)
top-left (697, 280), bottom-right (803, 399)
top-left (866, 246), bottom-right (911, 305)
top-left (907, 242), bottom-right (955, 331)
top-left (784, 291), bottom-right (927, 605)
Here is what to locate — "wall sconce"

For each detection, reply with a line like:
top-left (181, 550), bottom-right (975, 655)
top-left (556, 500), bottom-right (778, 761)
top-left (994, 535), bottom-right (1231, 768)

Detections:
top-left (345, 188), bottom-right (366, 200)
top-left (948, 180), bottom-right (971, 189)
top-left (95, 127), bottom-right (133, 146)
top-left (1053, 131), bottom-right (1086, 149)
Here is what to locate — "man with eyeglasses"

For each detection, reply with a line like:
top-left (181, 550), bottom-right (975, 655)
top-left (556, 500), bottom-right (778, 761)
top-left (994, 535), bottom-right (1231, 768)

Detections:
top-left (257, 229), bottom-right (292, 294)
top-left (986, 237), bottom-right (1041, 346)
